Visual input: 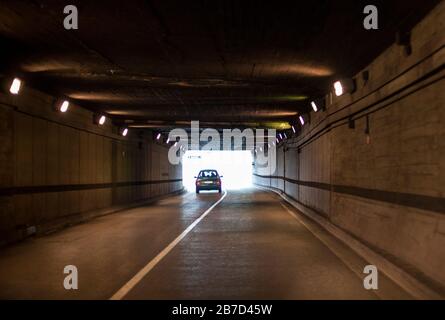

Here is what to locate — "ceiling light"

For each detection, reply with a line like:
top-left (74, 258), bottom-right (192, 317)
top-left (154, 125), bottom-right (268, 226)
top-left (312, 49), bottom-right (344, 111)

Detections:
top-left (156, 133), bottom-right (161, 140)
top-left (9, 78), bottom-right (22, 95)
top-left (166, 137), bottom-right (170, 144)
top-left (292, 126), bottom-right (296, 133)
top-left (279, 133), bottom-right (283, 140)
top-left (311, 101), bottom-right (318, 112)
top-left (99, 115), bottom-right (106, 125)
top-left (284, 133), bottom-right (287, 139)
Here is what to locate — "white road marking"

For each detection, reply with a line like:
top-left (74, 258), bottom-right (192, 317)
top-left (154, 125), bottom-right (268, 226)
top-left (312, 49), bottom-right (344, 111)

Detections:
top-left (110, 190), bottom-right (228, 300)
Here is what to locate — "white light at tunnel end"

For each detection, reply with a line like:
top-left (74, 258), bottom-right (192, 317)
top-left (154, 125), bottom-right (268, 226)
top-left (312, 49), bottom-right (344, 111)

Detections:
top-left (167, 121), bottom-right (277, 175)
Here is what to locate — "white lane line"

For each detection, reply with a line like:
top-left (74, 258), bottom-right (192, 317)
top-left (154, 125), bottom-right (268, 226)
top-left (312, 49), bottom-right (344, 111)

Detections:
top-left (110, 190), bottom-right (228, 300)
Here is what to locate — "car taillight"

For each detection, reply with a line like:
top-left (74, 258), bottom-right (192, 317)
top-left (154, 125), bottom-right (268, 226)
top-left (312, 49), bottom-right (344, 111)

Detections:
top-left (196, 180), bottom-right (201, 185)
top-left (216, 179), bottom-right (221, 185)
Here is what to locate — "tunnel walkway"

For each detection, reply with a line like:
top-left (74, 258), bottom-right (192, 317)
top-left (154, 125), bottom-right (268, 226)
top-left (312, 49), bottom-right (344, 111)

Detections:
top-left (0, 189), bottom-right (410, 299)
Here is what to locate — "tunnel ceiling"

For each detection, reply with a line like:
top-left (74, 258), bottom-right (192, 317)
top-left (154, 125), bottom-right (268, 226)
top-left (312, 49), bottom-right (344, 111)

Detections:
top-left (0, 0), bottom-right (439, 128)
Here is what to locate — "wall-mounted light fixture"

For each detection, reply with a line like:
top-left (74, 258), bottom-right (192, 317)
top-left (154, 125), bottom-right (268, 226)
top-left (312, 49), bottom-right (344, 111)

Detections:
top-left (362, 70), bottom-right (370, 83)
top-left (119, 127), bottom-right (128, 136)
top-left (396, 31), bottom-right (412, 56)
top-left (310, 97), bottom-right (326, 112)
top-left (299, 115), bottom-right (305, 125)
top-left (348, 117), bottom-right (355, 129)
top-left (292, 125), bottom-right (296, 133)
top-left (9, 78), bottom-right (22, 95)
top-left (311, 101), bottom-right (318, 112)
top-left (156, 132), bottom-right (161, 140)
top-left (53, 99), bottom-right (70, 113)
top-left (93, 114), bottom-right (107, 125)
top-left (60, 100), bottom-right (69, 112)
top-left (333, 78), bottom-right (356, 96)
top-left (365, 115), bottom-right (371, 144)
top-left (334, 81), bottom-right (343, 96)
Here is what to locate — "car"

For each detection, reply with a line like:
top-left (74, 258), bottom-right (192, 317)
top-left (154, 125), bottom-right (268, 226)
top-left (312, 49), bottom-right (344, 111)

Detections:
top-left (195, 169), bottom-right (223, 194)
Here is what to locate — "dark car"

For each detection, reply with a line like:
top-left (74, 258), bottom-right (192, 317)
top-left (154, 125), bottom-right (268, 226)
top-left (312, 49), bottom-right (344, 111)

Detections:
top-left (195, 169), bottom-right (222, 194)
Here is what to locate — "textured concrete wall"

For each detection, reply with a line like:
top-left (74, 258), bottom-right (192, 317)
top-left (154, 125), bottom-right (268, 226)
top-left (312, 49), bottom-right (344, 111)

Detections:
top-left (255, 2), bottom-right (445, 288)
top-left (0, 88), bottom-right (182, 245)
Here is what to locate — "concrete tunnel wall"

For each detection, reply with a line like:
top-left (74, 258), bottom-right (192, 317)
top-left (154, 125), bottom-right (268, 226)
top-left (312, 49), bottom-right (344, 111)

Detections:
top-left (254, 2), bottom-right (445, 289)
top-left (0, 87), bottom-right (183, 246)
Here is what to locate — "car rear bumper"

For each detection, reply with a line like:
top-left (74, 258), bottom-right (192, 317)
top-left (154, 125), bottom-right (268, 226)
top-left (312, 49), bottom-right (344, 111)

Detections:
top-left (196, 185), bottom-right (220, 190)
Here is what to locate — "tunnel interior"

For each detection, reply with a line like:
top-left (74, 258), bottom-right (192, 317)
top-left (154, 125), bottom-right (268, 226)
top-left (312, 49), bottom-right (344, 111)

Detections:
top-left (0, 0), bottom-right (444, 301)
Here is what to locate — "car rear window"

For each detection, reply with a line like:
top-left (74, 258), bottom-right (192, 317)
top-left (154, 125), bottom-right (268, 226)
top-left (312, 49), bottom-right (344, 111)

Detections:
top-left (199, 170), bottom-right (218, 178)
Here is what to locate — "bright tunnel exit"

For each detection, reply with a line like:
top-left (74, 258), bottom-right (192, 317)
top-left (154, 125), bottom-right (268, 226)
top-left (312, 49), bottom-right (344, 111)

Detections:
top-left (182, 150), bottom-right (253, 191)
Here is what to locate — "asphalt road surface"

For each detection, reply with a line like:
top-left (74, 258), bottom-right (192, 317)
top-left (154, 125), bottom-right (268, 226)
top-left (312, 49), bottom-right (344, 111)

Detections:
top-left (0, 188), bottom-right (411, 299)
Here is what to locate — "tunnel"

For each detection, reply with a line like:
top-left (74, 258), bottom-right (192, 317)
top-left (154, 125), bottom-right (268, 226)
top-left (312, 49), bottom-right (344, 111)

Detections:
top-left (0, 0), bottom-right (444, 303)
